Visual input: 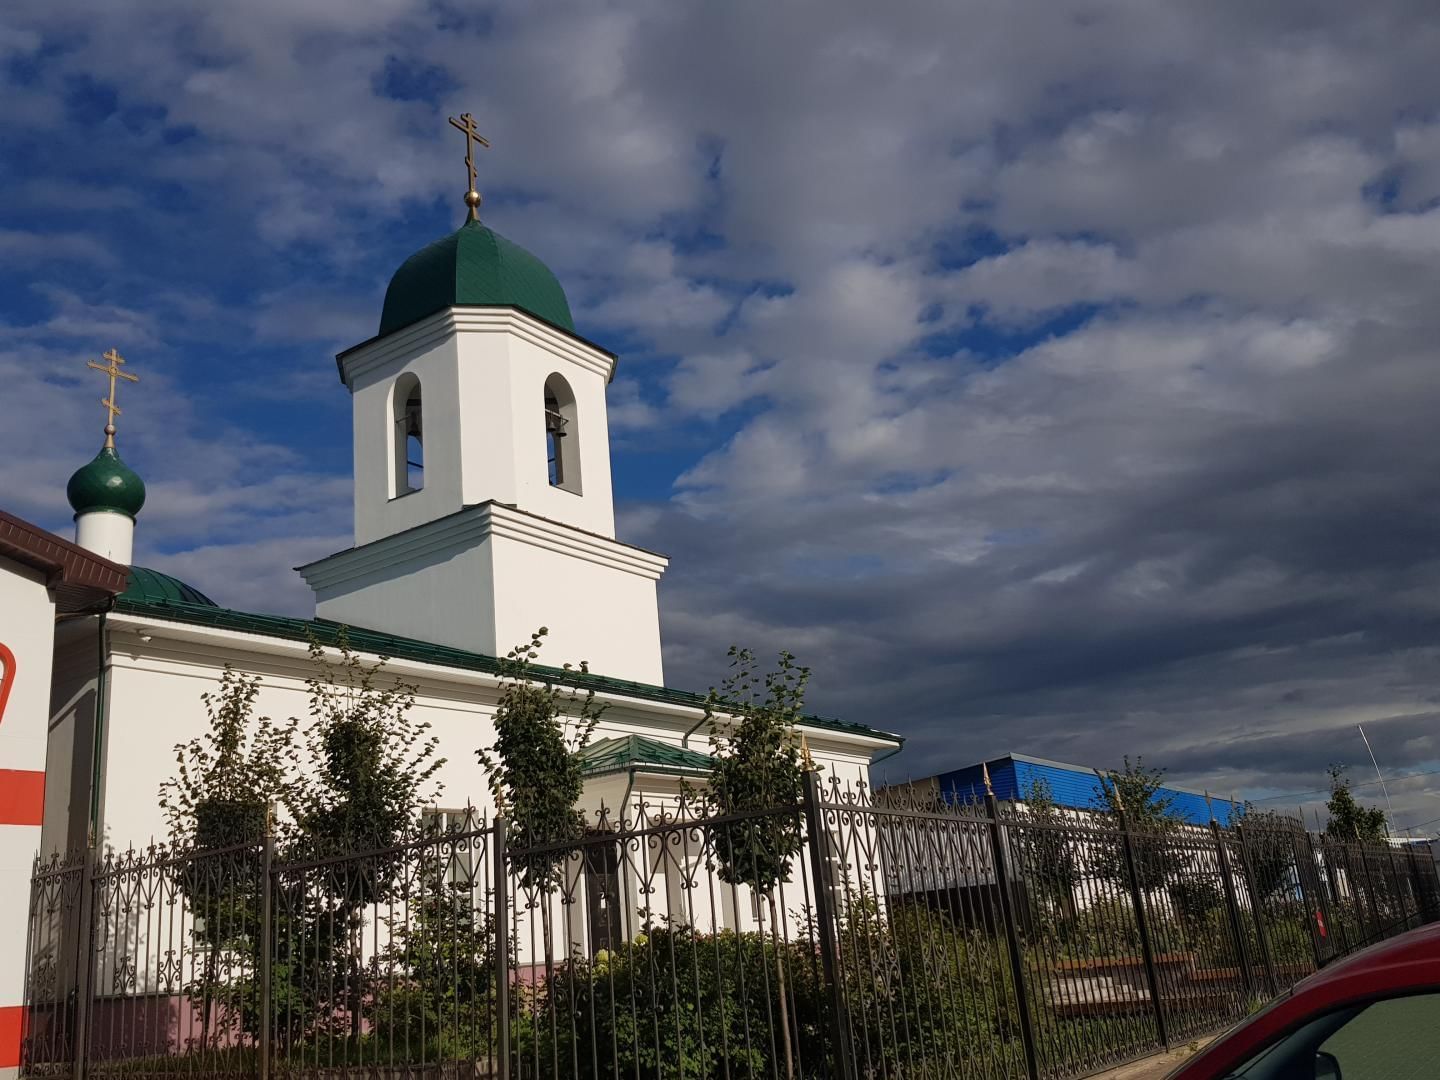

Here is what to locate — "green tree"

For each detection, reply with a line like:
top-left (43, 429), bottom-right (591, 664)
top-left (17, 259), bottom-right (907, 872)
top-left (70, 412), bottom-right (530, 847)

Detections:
top-left (160, 666), bottom-right (297, 850)
top-left (705, 647), bottom-right (810, 1080)
top-left (1093, 756), bottom-right (1181, 828)
top-left (1241, 807), bottom-right (1305, 902)
top-left (289, 635), bottom-right (444, 860)
top-left (370, 840), bottom-right (498, 1061)
top-left (158, 667), bottom-right (297, 1047)
top-left (285, 635), bottom-right (447, 1047)
top-left (1093, 756), bottom-right (1187, 894)
top-left (475, 627), bottom-right (606, 997)
top-left (1323, 765), bottom-right (1388, 843)
top-left (476, 629), bottom-right (606, 889)
top-left (1016, 778), bottom-right (1081, 919)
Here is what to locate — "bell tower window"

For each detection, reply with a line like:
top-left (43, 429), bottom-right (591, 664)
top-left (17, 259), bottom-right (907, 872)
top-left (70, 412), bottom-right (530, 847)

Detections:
top-left (392, 373), bottom-right (424, 497)
top-left (544, 373), bottom-right (581, 493)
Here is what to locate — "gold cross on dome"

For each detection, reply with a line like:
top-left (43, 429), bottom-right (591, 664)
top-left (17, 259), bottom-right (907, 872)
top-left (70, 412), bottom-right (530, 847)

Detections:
top-left (86, 347), bottom-right (139, 448)
top-left (447, 112), bottom-right (490, 221)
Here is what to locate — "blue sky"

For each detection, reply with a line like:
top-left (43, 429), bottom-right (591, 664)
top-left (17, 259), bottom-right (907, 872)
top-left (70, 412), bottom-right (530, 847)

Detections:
top-left (6, 0), bottom-right (1440, 827)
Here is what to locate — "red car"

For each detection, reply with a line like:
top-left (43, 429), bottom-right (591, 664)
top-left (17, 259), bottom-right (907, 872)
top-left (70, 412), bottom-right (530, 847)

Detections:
top-left (1167, 921), bottom-right (1440, 1079)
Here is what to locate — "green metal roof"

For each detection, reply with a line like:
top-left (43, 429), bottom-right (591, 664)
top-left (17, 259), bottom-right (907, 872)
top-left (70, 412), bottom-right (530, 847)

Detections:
top-left (122, 566), bottom-right (217, 607)
top-left (379, 220), bottom-right (575, 337)
top-left (67, 446), bottom-right (146, 519)
top-left (579, 735), bottom-right (715, 779)
top-left (111, 593), bottom-right (903, 746)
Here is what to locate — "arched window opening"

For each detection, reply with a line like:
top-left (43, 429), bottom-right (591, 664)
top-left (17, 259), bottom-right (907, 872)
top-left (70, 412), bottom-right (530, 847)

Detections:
top-left (544, 373), bottom-right (581, 493)
top-left (392, 373), bottom-right (424, 496)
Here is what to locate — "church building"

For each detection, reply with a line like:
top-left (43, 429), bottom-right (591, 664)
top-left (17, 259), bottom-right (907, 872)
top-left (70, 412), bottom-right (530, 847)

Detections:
top-left (0, 139), bottom-right (902, 1070)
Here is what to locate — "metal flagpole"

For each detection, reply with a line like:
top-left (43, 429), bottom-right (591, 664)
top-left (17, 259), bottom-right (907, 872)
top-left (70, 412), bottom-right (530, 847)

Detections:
top-left (1357, 724), bottom-right (1401, 837)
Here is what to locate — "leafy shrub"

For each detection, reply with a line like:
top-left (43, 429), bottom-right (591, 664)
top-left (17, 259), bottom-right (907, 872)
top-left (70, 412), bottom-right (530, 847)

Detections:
top-left (525, 922), bottom-right (823, 1080)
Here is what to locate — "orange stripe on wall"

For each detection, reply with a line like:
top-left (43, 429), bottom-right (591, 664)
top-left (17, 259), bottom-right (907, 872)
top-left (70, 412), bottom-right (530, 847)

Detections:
top-left (0, 1003), bottom-right (23, 1067)
top-left (0, 769), bottom-right (44, 826)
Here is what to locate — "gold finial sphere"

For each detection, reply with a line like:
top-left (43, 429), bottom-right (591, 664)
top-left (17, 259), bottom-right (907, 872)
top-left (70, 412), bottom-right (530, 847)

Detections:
top-left (105, 424), bottom-right (116, 436)
top-left (465, 190), bottom-right (482, 209)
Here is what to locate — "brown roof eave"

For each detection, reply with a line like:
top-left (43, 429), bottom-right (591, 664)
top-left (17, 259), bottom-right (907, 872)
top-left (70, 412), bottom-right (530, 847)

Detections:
top-left (0, 509), bottom-right (129, 611)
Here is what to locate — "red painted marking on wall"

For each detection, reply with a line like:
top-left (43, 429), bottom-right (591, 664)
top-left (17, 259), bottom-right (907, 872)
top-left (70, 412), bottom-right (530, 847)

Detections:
top-left (0, 1003), bottom-right (24, 1067)
top-left (0, 642), bottom-right (14, 729)
top-left (0, 769), bottom-right (44, 826)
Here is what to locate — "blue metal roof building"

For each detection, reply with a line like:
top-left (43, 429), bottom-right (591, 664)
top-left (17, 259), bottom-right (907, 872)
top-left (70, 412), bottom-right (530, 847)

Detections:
top-left (935, 753), bottom-right (1243, 826)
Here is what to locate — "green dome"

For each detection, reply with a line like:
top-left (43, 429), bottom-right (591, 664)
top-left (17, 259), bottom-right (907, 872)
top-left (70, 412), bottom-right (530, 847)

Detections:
top-left (67, 446), bottom-right (146, 520)
top-left (379, 219), bottom-right (575, 337)
top-left (122, 566), bottom-right (217, 607)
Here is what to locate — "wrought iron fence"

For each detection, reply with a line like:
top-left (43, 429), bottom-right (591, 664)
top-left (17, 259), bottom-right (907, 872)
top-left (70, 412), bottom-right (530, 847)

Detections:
top-left (22, 775), bottom-right (1440, 1080)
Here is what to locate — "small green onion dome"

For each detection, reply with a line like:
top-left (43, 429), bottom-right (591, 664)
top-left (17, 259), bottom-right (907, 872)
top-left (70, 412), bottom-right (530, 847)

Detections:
top-left (122, 565), bottom-right (217, 607)
top-left (66, 446), bottom-right (146, 520)
top-left (379, 219), bottom-right (575, 337)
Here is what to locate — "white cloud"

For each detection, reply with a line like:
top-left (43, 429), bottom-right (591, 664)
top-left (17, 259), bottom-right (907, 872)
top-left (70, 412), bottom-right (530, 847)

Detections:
top-left (8, 0), bottom-right (1440, 820)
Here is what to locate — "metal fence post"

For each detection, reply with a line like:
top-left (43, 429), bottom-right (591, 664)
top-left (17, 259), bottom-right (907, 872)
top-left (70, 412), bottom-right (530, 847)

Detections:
top-left (801, 770), bottom-right (856, 1080)
top-left (1234, 824), bottom-right (1278, 995)
top-left (493, 817), bottom-right (511, 1080)
top-left (258, 829), bottom-right (275, 1080)
top-left (1411, 847), bottom-right (1438, 923)
top-left (1301, 831), bottom-right (1336, 966)
top-left (985, 791), bottom-right (1040, 1080)
top-left (72, 847), bottom-right (98, 1080)
top-left (1211, 820), bottom-right (1253, 998)
top-left (1294, 831), bottom-right (1326, 969)
top-left (1117, 808), bottom-right (1169, 1049)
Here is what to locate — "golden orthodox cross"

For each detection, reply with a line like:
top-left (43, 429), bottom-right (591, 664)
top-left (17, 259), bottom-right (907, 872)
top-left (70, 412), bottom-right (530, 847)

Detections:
top-left (86, 347), bottom-right (139, 448)
top-left (447, 112), bottom-right (490, 221)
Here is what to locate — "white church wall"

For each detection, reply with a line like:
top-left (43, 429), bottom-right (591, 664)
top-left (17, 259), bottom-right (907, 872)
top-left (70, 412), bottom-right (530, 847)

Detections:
top-left (342, 310), bottom-right (620, 552)
top-left (57, 614), bottom-right (891, 986)
top-left (42, 625), bottom-right (104, 858)
top-left (349, 332), bottom-right (465, 549)
top-left (0, 556), bottom-right (57, 1039)
top-left (482, 327), bottom-right (616, 538)
top-left (310, 535), bottom-right (498, 656)
top-left (307, 503), bottom-right (667, 684)
top-left (488, 526), bottom-right (664, 684)
top-left (93, 627), bottom-right (505, 848)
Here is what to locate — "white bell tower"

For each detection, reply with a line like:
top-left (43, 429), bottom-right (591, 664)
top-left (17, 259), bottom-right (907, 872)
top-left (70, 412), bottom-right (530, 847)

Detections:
top-left (299, 203), bottom-right (667, 683)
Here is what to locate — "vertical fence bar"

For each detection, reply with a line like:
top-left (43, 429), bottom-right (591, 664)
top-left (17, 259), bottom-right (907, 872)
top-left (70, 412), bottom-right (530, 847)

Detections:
top-left (985, 791), bottom-right (1040, 1080)
top-left (1306, 831), bottom-right (1336, 964)
top-left (71, 847), bottom-right (97, 1080)
top-left (1410, 850), bottom-right (1433, 924)
top-left (1297, 831), bottom-right (1327, 967)
top-left (492, 818), bottom-right (511, 1080)
top-left (1211, 820), bottom-right (1253, 999)
top-left (1117, 808), bottom-right (1169, 1050)
top-left (258, 829), bottom-right (275, 1080)
top-left (801, 770), bottom-right (855, 1080)
top-left (1234, 824), bottom-right (1277, 995)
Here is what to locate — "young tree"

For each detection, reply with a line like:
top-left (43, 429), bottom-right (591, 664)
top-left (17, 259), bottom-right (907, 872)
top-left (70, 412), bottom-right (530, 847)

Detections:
top-left (476, 628), bottom-right (607, 885)
top-left (158, 667), bottom-right (298, 1046)
top-left (1241, 806), bottom-right (1306, 902)
top-left (1015, 779), bottom-right (1081, 921)
top-left (475, 628), bottom-right (606, 988)
top-left (1093, 756), bottom-right (1187, 894)
top-left (1323, 766), bottom-right (1388, 843)
top-left (1093, 756), bottom-right (1181, 828)
top-left (160, 666), bottom-right (297, 850)
top-left (289, 635), bottom-right (445, 859)
top-left (286, 635), bottom-right (446, 1045)
top-left (705, 647), bottom-right (810, 1080)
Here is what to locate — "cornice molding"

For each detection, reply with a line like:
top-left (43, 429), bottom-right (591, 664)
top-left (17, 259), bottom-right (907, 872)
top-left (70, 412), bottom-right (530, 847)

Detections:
top-left (299, 502), bottom-right (668, 591)
top-left (337, 307), bottom-right (616, 387)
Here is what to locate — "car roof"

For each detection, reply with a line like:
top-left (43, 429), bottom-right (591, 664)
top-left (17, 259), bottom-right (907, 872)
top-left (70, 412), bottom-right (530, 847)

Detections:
top-left (1169, 923), bottom-right (1440, 1078)
top-left (1296, 921), bottom-right (1440, 995)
